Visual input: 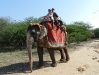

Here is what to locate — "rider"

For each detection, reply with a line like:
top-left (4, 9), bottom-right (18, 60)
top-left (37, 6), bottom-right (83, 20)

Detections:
top-left (47, 9), bottom-right (54, 28)
top-left (51, 8), bottom-right (64, 26)
top-left (40, 9), bottom-right (54, 28)
top-left (51, 8), bottom-right (58, 20)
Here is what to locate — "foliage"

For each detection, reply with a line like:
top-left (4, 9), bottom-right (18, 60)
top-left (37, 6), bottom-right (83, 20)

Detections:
top-left (93, 28), bottom-right (99, 38)
top-left (0, 16), bottom-right (95, 52)
top-left (0, 17), bottom-right (30, 47)
top-left (0, 22), bottom-right (28, 47)
top-left (65, 21), bottom-right (93, 43)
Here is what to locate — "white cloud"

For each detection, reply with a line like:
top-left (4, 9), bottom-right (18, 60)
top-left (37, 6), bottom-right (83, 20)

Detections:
top-left (89, 12), bottom-right (99, 28)
top-left (90, 19), bottom-right (99, 28)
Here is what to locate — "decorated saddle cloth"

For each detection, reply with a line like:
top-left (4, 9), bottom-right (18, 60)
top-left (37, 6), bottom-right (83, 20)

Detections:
top-left (44, 21), bottom-right (66, 48)
top-left (39, 16), bottom-right (51, 22)
top-left (29, 21), bottom-right (66, 48)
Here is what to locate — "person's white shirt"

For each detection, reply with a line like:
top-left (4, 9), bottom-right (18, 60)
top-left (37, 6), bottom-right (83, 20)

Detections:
top-left (47, 11), bottom-right (54, 20)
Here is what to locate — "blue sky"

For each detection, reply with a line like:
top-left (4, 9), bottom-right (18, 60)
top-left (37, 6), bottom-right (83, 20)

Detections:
top-left (0, 0), bottom-right (99, 28)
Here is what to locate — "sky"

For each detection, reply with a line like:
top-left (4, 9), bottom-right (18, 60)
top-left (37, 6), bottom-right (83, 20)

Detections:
top-left (0, 0), bottom-right (99, 28)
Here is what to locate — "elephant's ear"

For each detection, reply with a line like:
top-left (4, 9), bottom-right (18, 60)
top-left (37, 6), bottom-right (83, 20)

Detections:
top-left (38, 24), bottom-right (43, 30)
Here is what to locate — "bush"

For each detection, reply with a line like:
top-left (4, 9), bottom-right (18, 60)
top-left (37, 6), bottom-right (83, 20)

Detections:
top-left (0, 17), bottom-right (95, 52)
top-left (94, 28), bottom-right (99, 38)
top-left (65, 21), bottom-right (93, 43)
top-left (0, 22), bottom-right (28, 47)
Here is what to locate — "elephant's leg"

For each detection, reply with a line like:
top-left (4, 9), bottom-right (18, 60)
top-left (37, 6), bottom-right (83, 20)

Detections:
top-left (64, 48), bottom-right (70, 62)
top-left (27, 44), bottom-right (33, 72)
top-left (59, 49), bottom-right (66, 62)
top-left (26, 32), bottom-right (33, 72)
top-left (48, 49), bottom-right (57, 67)
top-left (37, 46), bottom-right (44, 69)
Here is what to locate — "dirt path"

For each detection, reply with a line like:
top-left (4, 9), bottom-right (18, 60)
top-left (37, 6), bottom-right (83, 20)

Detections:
top-left (1, 39), bottom-right (99, 75)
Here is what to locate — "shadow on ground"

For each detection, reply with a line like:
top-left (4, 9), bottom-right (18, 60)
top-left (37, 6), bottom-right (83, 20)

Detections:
top-left (0, 61), bottom-right (51, 75)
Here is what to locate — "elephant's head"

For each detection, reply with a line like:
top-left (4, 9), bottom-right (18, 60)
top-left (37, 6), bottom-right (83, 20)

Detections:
top-left (27, 23), bottom-right (47, 42)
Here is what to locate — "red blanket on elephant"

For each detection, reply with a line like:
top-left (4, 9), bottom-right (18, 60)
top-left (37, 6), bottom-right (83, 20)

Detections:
top-left (46, 21), bottom-right (65, 47)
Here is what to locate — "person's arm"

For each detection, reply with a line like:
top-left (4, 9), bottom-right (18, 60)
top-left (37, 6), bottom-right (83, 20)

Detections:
top-left (54, 12), bottom-right (58, 18)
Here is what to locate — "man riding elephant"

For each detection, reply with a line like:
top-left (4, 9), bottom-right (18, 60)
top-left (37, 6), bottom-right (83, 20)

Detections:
top-left (52, 8), bottom-right (58, 22)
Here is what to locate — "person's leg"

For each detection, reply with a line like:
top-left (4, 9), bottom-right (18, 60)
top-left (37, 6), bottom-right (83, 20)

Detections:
top-left (51, 17), bottom-right (54, 28)
top-left (66, 33), bottom-right (68, 45)
top-left (65, 31), bottom-right (68, 45)
top-left (52, 20), bottom-right (54, 28)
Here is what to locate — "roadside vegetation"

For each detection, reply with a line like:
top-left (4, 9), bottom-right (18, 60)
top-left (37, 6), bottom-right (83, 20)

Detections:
top-left (0, 16), bottom-right (99, 52)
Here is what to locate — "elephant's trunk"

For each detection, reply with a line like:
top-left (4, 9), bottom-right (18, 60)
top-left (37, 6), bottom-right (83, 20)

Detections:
top-left (27, 46), bottom-right (32, 72)
top-left (26, 32), bottom-right (34, 72)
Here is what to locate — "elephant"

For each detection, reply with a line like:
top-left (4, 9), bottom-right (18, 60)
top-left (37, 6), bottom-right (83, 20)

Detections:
top-left (26, 22), bottom-right (70, 72)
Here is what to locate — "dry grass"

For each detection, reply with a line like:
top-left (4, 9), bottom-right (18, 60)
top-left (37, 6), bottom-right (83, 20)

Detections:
top-left (0, 48), bottom-right (47, 67)
top-left (0, 49), bottom-right (40, 74)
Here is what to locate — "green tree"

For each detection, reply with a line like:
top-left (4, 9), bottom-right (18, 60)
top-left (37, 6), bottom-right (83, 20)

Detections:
top-left (65, 21), bottom-right (93, 43)
top-left (94, 28), bottom-right (99, 38)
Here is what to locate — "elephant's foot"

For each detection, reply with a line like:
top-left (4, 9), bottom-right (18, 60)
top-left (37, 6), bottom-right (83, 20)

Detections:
top-left (60, 59), bottom-right (66, 62)
top-left (66, 58), bottom-right (70, 62)
top-left (38, 64), bottom-right (44, 69)
top-left (50, 63), bottom-right (57, 67)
